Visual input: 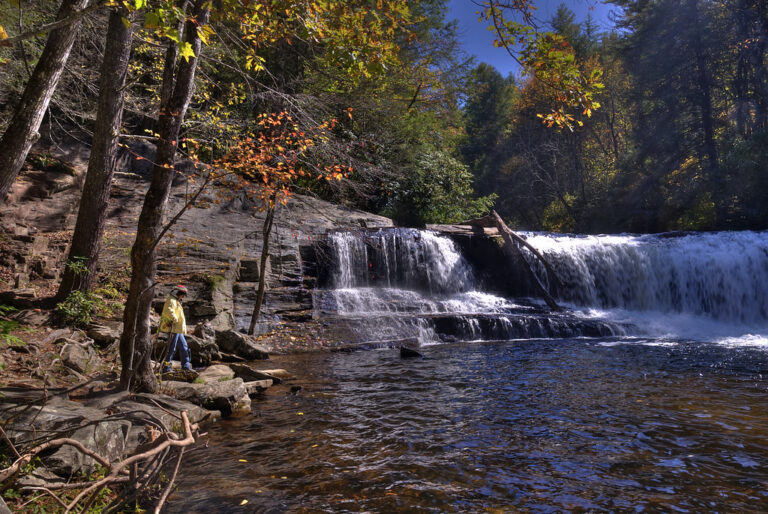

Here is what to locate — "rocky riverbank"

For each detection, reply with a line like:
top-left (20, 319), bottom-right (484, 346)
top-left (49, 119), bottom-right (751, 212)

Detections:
top-left (0, 149), bottom-right (394, 509)
top-left (0, 313), bottom-right (299, 510)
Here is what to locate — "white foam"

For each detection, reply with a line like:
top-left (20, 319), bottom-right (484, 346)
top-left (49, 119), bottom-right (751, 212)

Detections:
top-left (522, 231), bottom-right (768, 325)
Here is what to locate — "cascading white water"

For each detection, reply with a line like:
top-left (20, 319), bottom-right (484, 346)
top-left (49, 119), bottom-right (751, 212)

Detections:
top-left (522, 231), bottom-right (768, 325)
top-left (318, 229), bottom-right (624, 344)
top-left (329, 229), bottom-right (473, 293)
top-left (318, 228), bottom-right (768, 345)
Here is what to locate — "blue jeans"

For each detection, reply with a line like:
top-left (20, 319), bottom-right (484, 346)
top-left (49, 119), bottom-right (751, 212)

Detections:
top-left (165, 333), bottom-right (192, 370)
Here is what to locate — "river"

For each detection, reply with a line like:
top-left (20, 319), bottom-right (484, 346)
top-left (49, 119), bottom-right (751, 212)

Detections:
top-left (168, 229), bottom-right (768, 512)
top-left (170, 339), bottom-right (767, 512)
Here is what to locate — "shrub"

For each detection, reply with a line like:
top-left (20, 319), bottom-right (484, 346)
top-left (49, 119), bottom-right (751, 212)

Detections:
top-left (56, 291), bottom-right (100, 328)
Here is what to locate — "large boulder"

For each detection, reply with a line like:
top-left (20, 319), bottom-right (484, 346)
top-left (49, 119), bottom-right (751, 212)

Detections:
top-left (193, 321), bottom-right (216, 342)
top-left (60, 342), bottom-right (101, 374)
top-left (196, 364), bottom-right (234, 384)
top-left (108, 393), bottom-right (220, 452)
top-left (215, 330), bottom-right (270, 361)
top-left (161, 378), bottom-right (251, 416)
top-left (86, 323), bottom-right (121, 347)
top-left (186, 334), bottom-right (220, 366)
top-left (45, 418), bottom-right (132, 476)
top-left (0, 394), bottom-right (130, 476)
top-left (0, 388), bottom-right (219, 480)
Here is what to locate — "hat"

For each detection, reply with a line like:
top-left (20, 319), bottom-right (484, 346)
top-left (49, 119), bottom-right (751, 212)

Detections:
top-left (171, 284), bottom-right (188, 297)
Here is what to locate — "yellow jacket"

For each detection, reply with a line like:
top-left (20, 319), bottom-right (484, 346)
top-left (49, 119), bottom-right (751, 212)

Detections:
top-left (160, 296), bottom-right (186, 334)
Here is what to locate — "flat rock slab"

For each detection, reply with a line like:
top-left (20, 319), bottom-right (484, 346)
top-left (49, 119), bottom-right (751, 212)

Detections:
top-left (243, 380), bottom-right (273, 396)
top-left (257, 368), bottom-right (293, 381)
top-left (230, 363), bottom-right (283, 384)
top-left (161, 378), bottom-right (251, 416)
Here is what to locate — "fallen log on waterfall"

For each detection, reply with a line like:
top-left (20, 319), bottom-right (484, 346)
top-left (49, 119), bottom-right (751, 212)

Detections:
top-left (488, 211), bottom-right (563, 311)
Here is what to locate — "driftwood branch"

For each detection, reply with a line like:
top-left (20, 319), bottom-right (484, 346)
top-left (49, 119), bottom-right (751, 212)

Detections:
top-left (0, 437), bottom-right (112, 483)
top-left (489, 212), bottom-right (563, 293)
top-left (154, 446), bottom-right (185, 513)
top-left (63, 411), bottom-right (197, 512)
top-left (490, 210), bottom-right (562, 311)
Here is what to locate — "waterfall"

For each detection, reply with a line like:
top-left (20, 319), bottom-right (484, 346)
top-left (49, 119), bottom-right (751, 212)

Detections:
top-left (522, 231), bottom-right (768, 325)
top-left (328, 229), bottom-right (473, 293)
top-left (317, 229), bottom-right (626, 345)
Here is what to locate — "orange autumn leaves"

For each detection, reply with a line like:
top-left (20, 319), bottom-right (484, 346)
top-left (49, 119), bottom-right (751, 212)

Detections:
top-left (216, 111), bottom-right (351, 209)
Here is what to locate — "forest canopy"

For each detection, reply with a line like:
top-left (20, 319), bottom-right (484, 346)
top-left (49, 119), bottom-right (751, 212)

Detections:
top-left (1, 0), bottom-right (767, 234)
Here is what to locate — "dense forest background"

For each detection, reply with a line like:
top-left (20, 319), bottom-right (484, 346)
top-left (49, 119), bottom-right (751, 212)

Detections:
top-left (2, 0), bottom-right (767, 233)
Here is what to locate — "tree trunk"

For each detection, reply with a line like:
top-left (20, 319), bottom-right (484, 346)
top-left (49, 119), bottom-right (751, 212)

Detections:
top-left (0, 0), bottom-right (90, 202)
top-left (120, 0), bottom-right (209, 392)
top-left (248, 205), bottom-right (275, 335)
top-left (490, 211), bottom-right (562, 310)
top-left (56, 8), bottom-right (134, 301)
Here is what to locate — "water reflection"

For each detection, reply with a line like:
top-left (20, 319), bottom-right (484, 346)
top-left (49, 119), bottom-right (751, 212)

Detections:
top-left (169, 340), bottom-right (768, 513)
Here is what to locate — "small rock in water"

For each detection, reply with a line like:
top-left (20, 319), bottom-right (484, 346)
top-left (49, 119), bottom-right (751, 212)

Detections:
top-left (400, 346), bottom-right (423, 358)
top-left (290, 385), bottom-right (302, 395)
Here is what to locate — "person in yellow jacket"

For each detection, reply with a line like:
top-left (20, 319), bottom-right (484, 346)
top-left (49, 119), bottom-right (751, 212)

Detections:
top-left (161, 284), bottom-right (192, 373)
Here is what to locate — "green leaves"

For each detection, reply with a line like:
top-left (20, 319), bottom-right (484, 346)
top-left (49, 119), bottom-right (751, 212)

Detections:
top-left (144, 11), bottom-right (161, 28)
top-left (479, 0), bottom-right (604, 130)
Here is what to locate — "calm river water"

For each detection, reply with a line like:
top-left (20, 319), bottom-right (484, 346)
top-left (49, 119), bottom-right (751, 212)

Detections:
top-left (168, 338), bottom-right (768, 513)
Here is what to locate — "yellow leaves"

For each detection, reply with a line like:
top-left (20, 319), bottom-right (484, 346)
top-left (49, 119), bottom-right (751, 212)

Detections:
top-left (0, 26), bottom-right (8, 42)
top-left (238, 459), bottom-right (247, 462)
top-left (239, 499), bottom-right (248, 506)
top-left (197, 24), bottom-right (215, 45)
top-left (179, 41), bottom-right (195, 62)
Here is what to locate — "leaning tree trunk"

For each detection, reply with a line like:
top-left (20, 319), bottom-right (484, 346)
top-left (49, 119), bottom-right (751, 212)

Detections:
top-left (248, 203), bottom-right (276, 335)
top-left (491, 211), bottom-right (562, 311)
top-left (0, 0), bottom-right (90, 202)
top-left (119, 0), bottom-right (209, 392)
top-left (56, 8), bottom-right (134, 301)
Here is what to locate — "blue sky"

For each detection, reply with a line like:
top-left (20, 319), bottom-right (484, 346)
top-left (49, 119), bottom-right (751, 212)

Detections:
top-left (446, 0), bottom-right (620, 77)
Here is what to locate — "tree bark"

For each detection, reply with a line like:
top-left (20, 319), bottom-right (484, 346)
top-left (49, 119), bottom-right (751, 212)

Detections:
top-left (0, 0), bottom-right (91, 202)
top-left (56, 8), bottom-right (134, 301)
top-left (490, 211), bottom-right (562, 310)
top-left (120, 0), bottom-right (210, 392)
top-left (248, 204), bottom-right (275, 335)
